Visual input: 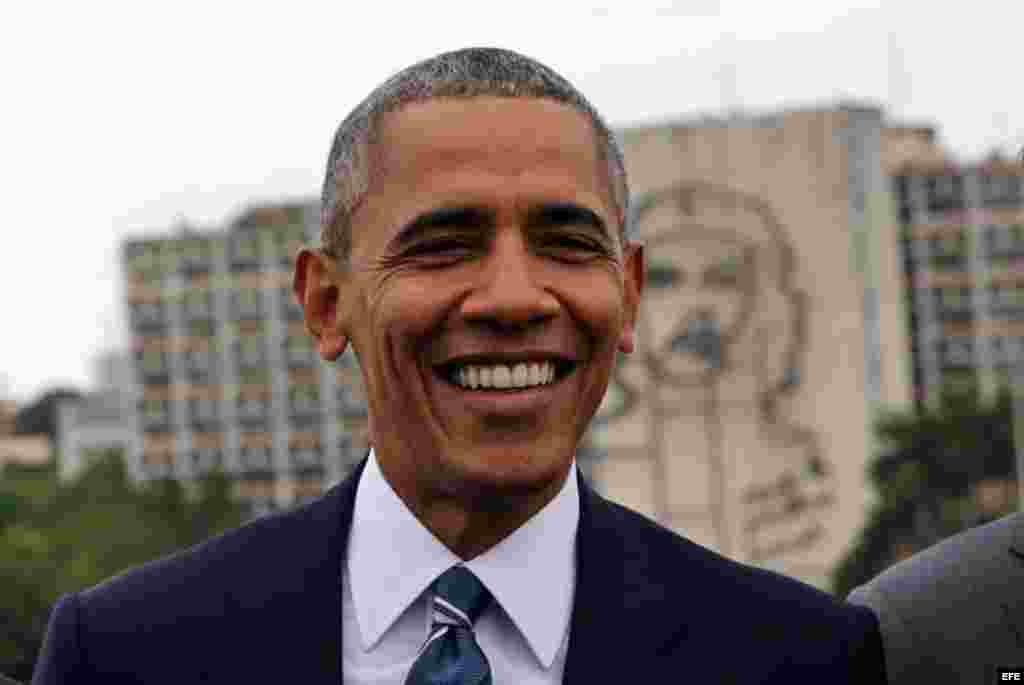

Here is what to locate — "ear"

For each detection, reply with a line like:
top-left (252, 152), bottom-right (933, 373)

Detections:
top-left (293, 248), bottom-right (348, 362)
top-left (618, 241), bottom-right (645, 355)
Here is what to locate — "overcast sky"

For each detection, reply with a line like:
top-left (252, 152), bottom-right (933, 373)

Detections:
top-left (3, 0), bottom-right (1021, 402)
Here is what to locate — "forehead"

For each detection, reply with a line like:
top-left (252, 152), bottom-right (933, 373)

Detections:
top-left (633, 191), bottom-right (773, 246)
top-left (363, 96), bottom-right (611, 217)
top-left (656, 234), bottom-right (748, 265)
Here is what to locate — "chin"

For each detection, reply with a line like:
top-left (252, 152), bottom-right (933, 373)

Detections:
top-left (439, 439), bottom-right (575, 496)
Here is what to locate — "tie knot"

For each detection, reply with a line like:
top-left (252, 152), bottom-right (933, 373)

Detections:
top-left (431, 566), bottom-right (492, 627)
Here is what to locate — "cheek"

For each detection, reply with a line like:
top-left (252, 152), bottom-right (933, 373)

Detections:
top-left (567, 271), bottom-right (626, 334)
top-left (372, 278), bottom-right (454, 344)
top-left (715, 291), bottom-right (748, 328)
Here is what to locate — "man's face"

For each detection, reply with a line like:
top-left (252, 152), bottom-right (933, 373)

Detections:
top-left (314, 97), bottom-right (642, 504)
top-left (640, 232), bottom-right (753, 378)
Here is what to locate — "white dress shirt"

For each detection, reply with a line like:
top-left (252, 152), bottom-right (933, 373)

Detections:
top-left (342, 448), bottom-right (579, 685)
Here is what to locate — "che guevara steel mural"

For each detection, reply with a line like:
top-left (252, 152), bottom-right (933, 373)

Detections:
top-left (589, 181), bottom-right (835, 566)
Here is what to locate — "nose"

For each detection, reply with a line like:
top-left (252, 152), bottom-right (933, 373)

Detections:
top-left (459, 228), bottom-right (559, 329)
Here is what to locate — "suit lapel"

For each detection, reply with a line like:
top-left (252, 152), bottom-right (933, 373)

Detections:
top-left (563, 472), bottom-right (693, 683)
top-left (238, 457), bottom-right (367, 685)
top-left (277, 459), bottom-right (692, 684)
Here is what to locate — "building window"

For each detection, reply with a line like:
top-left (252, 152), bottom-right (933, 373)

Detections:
top-left (233, 236), bottom-right (261, 264)
top-left (133, 302), bottom-right (164, 325)
top-left (936, 175), bottom-right (957, 198)
top-left (181, 239), bottom-right (210, 267)
top-left (193, 448), bottom-right (222, 471)
top-left (1010, 337), bottom-right (1024, 364)
top-left (983, 175), bottom-right (1020, 205)
top-left (186, 321), bottom-right (211, 339)
top-left (338, 382), bottom-right (368, 416)
top-left (184, 290), bottom-right (212, 318)
top-left (928, 174), bottom-right (961, 210)
top-left (281, 286), bottom-right (303, 319)
top-left (292, 446), bottom-right (322, 468)
top-left (1010, 224), bottom-right (1024, 246)
top-left (992, 284), bottom-right (1024, 310)
top-left (930, 232), bottom-right (965, 257)
top-left (127, 243), bottom-right (164, 275)
top-left (239, 368), bottom-right (270, 385)
top-left (940, 338), bottom-right (974, 366)
top-left (935, 287), bottom-right (970, 312)
top-left (274, 229), bottom-right (301, 264)
top-left (186, 348), bottom-right (211, 374)
top-left (238, 396), bottom-right (268, 420)
top-left (990, 336), bottom-right (1006, 365)
top-left (141, 398), bottom-right (169, 427)
top-left (140, 349), bottom-right (167, 375)
top-left (285, 332), bottom-right (314, 365)
top-left (191, 398), bottom-right (217, 423)
top-left (289, 384), bottom-right (320, 415)
top-left (233, 288), bottom-right (263, 318)
top-left (237, 337), bottom-right (265, 368)
top-left (241, 446), bottom-right (272, 470)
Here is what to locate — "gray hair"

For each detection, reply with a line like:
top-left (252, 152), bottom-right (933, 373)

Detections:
top-left (319, 47), bottom-right (630, 265)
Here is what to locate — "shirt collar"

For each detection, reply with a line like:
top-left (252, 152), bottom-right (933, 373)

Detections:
top-left (347, 448), bottom-right (579, 670)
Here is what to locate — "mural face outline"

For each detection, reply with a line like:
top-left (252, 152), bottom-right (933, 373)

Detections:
top-left (640, 226), bottom-right (757, 385)
top-left (589, 181), bottom-right (835, 567)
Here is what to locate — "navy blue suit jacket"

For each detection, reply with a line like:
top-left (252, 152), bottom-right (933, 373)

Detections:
top-left (33, 459), bottom-right (886, 683)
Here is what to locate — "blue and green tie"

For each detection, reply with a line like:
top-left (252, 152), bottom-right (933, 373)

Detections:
top-left (404, 565), bottom-right (493, 685)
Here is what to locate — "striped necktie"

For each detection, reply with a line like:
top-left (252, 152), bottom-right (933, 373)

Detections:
top-left (405, 565), bottom-right (493, 685)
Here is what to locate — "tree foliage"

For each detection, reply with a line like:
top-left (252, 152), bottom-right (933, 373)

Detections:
top-left (0, 450), bottom-right (246, 682)
top-left (832, 385), bottom-right (1019, 597)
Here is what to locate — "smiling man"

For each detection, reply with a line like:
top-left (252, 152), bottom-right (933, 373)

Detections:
top-left (33, 48), bottom-right (886, 685)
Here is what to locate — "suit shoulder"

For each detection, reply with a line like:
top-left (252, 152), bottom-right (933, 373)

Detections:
top-left (78, 497), bottom-right (325, 613)
top-left (599, 497), bottom-right (864, 621)
top-left (587, 495), bottom-right (882, 676)
top-left (853, 512), bottom-right (1021, 602)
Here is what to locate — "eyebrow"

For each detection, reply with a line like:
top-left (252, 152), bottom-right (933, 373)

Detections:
top-left (527, 202), bottom-right (611, 244)
top-left (388, 206), bottom-right (491, 253)
top-left (389, 201), bottom-right (612, 252)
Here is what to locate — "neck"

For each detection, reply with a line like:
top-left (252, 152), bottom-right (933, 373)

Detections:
top-left (420, 482), bottom-right (566, 560)
top-left (377, 453), bottom-right (572, 560)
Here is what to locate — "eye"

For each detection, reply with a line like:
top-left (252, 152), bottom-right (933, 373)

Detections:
top-left (411, 239), bottom-right (474, 255)
top-left (547, 236), bottom-right (597, 251)
top-left (647, 262), bottom-right (682, 288)
top-left (703, 254), bottom-right (744, 288)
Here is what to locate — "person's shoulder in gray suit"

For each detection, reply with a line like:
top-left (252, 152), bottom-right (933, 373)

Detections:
top-left (848, 511), bottom-right (1024, 682)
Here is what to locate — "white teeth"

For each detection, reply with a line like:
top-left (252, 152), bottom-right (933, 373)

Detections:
top-left (527, 363), bottom-right (542, 385)
top-left (512, 363), bottom-right (528, 386)
top-left (493, 365), bottom-right (512, 388)
top-left (450, 361), bottom-right (558, 390)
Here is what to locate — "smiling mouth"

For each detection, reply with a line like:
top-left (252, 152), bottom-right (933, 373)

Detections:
top-left (432, 359), bottom-right (578, 392)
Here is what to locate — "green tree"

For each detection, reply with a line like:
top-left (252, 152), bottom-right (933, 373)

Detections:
top-left (0, 450), bottom-right (246, 681)
top-left (833, 385), bottom-right (1018, 597)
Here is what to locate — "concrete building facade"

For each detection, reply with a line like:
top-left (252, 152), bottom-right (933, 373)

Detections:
top-left (886, 126), bottom-right (1024, 407)
top-left (118, 202), bottom-right (370, 516)
top-left (581, 105), bottom-right (914, 589)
